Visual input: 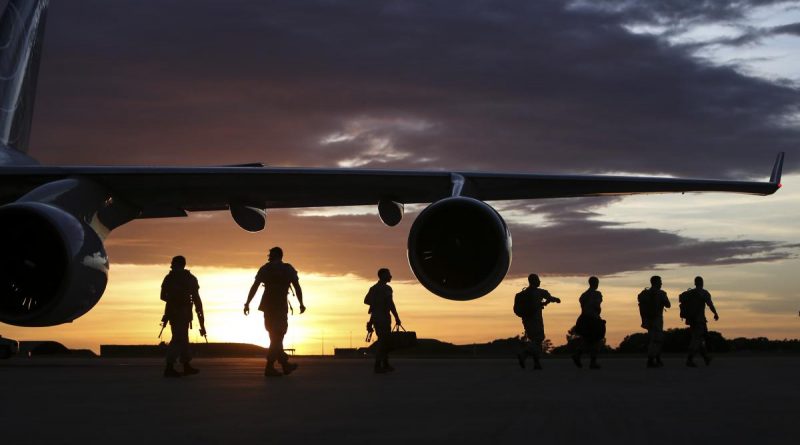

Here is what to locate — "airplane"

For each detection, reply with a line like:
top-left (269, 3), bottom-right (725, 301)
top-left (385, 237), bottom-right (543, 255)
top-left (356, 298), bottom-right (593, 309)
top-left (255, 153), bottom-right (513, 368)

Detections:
top-left (0, 0), bottom-right (784, 327)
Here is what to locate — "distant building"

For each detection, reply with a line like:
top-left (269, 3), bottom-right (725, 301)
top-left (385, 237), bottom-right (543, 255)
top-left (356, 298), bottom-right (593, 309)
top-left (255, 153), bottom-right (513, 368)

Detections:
top-left (334, 348), bottom-right (368, 358)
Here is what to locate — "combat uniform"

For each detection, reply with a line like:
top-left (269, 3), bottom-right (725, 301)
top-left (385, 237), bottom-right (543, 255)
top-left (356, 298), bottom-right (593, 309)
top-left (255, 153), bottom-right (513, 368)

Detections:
top-left (255, 261), bottom-right (298, 369)
top-left (638, 288), bottom-right (670, 363)
top-left (680, 288), bottom-right (715, 360)
top-left (515, 287), bottom-right (558, 363)
top-left (580, 289), bottom-right (602, 319)
top-left (161, 269), bottom-right (202, 367)
top-left (574, 288), bottom-right (604, 366)
top-left (364, 282), bottom-right (397, 369)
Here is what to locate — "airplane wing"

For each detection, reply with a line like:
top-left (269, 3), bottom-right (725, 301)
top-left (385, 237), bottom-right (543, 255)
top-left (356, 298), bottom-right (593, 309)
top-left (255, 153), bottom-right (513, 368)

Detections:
top-left (0, 152), bottom-right (783, 217)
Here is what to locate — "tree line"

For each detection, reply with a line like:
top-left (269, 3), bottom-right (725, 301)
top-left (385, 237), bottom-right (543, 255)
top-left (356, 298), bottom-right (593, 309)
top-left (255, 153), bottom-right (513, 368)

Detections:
top-left (548, 329), bottom-right (800, 354)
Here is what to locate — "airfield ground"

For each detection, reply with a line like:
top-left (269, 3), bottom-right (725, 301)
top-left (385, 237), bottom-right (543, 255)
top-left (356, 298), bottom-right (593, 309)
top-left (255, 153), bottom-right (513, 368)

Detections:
top-left (0, 356), bottom-right (796, 444)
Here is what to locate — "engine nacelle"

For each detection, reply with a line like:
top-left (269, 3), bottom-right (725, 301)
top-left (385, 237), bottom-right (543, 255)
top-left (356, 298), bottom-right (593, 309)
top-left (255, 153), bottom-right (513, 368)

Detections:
top-left (0, 202), bottom-right (109, 327)
top-left (407, 197), bottom-right (511, 301)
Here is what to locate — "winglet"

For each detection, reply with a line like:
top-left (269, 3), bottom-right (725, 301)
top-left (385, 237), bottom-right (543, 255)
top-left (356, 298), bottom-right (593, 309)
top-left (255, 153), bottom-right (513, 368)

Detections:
top-left (769, 152), bottom-right (784, 188)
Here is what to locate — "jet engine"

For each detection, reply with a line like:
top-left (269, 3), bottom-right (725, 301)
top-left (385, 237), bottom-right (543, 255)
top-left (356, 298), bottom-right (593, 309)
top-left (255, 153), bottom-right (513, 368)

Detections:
top-left (407, 197), bottom-right (511, 301)
top-left (0, 202), bottom-right (109, 327)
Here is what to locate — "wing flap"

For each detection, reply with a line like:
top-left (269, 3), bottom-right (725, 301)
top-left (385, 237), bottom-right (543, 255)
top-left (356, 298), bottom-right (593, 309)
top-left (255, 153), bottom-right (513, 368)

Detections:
top-left (466, 173), bottom-right (779, 201)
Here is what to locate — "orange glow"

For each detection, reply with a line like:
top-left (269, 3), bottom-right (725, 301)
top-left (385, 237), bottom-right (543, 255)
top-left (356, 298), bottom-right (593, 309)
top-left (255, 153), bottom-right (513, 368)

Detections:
top-left (2, 261), bottom-right (799, 355)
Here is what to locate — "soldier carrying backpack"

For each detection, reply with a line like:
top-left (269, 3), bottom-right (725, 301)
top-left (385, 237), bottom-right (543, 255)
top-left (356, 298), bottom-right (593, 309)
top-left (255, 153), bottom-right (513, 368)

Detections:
top-left (637, 276), bottom-right (671, 368)
top-left (679, 276), bottom-right (719, 367)
top-left (160, 255), bottom-right (205, 378)
top-left (514, 274), bottom-right (560, 370)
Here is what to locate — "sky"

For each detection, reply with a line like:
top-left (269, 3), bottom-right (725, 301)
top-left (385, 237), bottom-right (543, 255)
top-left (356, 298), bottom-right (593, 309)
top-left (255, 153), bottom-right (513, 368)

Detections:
top-left (1, 0), bottom-right (799, 354)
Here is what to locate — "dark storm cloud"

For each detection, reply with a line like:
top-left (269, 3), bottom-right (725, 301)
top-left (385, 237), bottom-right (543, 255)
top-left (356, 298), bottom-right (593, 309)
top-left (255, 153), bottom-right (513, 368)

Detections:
top-left (772, 22), bottom-right (800, 36)
top-left (705, 22), bottom-right (800, 47)
top-left (506, 199), bottom-right (796, 276)
top-left (23, 0), bottom-right (799, 277)
top-left (31, 0), bottom-right (799, 176)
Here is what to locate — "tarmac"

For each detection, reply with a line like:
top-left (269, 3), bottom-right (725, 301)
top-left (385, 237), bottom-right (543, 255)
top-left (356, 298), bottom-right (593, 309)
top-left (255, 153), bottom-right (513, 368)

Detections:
top-left (0, 356), bottom-right (797, 445)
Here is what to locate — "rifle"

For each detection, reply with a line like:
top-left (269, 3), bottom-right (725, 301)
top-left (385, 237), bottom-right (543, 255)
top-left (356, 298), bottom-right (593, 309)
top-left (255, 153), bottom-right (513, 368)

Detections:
top-left (158, 314), bottom-right (168, 339)
top-left (198, 313), bottom-right (208, 343)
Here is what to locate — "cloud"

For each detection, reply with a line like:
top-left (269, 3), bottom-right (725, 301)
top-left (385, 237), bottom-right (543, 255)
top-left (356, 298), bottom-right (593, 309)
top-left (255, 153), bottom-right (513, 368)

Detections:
top-left (509, 214), bottom-right (796, 277)
top-left (31, 0), bottom-right (799, 177)
top-left (105, 200), bottom-right (796, 281)
top-left (569, 0), bottom-right (791, 27)
top-left (320, 116), bottom-right (433, 167)
top-left (20, 0), bottom-right (798, 281)
top-left (497, 197), bottom-right (796, 276)
top-left (772, 21), bottom-right (800, 36)
top-left (702, 22), bottom-right (800, 47)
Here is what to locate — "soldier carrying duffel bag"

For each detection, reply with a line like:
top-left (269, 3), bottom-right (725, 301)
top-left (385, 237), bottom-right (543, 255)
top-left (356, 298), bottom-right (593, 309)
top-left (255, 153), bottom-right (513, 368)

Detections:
top-left (364, 268), bottom-right (403, 374)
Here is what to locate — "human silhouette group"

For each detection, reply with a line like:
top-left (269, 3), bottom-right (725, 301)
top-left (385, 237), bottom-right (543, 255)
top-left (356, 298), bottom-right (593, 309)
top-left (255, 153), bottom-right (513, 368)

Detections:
top-left (515, 274), bottom-right (719, 371)
top-left (158, 248), bottom-right (719, 378)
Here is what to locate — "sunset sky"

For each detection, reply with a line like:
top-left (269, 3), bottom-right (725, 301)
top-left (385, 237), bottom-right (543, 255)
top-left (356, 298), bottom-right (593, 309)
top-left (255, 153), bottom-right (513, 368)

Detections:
top-left (2, 0), bottom-right (799, 354)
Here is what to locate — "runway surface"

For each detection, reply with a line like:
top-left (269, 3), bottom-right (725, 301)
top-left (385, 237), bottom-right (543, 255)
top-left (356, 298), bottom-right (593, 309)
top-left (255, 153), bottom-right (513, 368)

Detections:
top-left (1, 356), bottom-right (796, 444)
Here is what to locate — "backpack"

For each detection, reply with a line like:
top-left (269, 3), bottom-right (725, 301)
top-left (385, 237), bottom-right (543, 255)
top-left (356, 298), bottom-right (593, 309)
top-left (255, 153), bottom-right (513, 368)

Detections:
top-left (679, 289), bottom-right (700, 322)
top-left (513, 289), bottom-right (530, 318)
top-left (637, 288), bottom-right (661, 320)
top-left (161, 270), bottom-right (196, 305)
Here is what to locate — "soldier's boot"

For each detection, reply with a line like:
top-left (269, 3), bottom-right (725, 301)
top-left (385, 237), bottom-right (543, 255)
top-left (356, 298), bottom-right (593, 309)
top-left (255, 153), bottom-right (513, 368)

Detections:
top-left (264, 366), bottom-right (283, 377)
top-left (517, 352), bottom-right (526, 369)
top-left (282, 362), bottom-right (298, 375)
top-left (571, 353), bottom-right (583, 368)
top-left (702, 354), bottom-right (712, 366)
top-left (655, 355), bottom-right (665, 367)
top-left (265, 360), bottom-right (283, 377)
top-left (374, 360), bottom-right (386, 374)
top-left (646, 357), bottom-right (657, 368)
top-left (533, 358), bottom-right (542, 370)
top-left (589, 358), bottom-right (601, 370)
top-left (686, 356), bottom-right (698, 368)
top-left (182, 362), bottom-right (200, 376)
top-left (164, 364), bottom-right (182, 378)
top-left (382, 359), bottom-right (394, 372)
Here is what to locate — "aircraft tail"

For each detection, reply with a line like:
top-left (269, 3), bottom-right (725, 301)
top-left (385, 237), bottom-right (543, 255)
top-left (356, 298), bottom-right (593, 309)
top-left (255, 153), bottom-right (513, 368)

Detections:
top-left (0, 0), bottom-right (49, 154)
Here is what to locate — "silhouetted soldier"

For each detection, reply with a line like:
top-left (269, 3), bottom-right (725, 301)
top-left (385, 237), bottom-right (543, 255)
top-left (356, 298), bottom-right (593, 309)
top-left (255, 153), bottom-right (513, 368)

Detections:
top-left (638, 276), bottom-right (671, 368)
top-left (160, 255), bottom-right (205, 378)
top-left (514, 274), bottom-right (561, 370)
top-left (244, 247), bottom-right (305, 377)
top-left (572, 276), bottom-right (604, 369)
top-left (364, 268), bottom-right (401, 373)
top-left (679, 276), bottom-right (719, 367)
